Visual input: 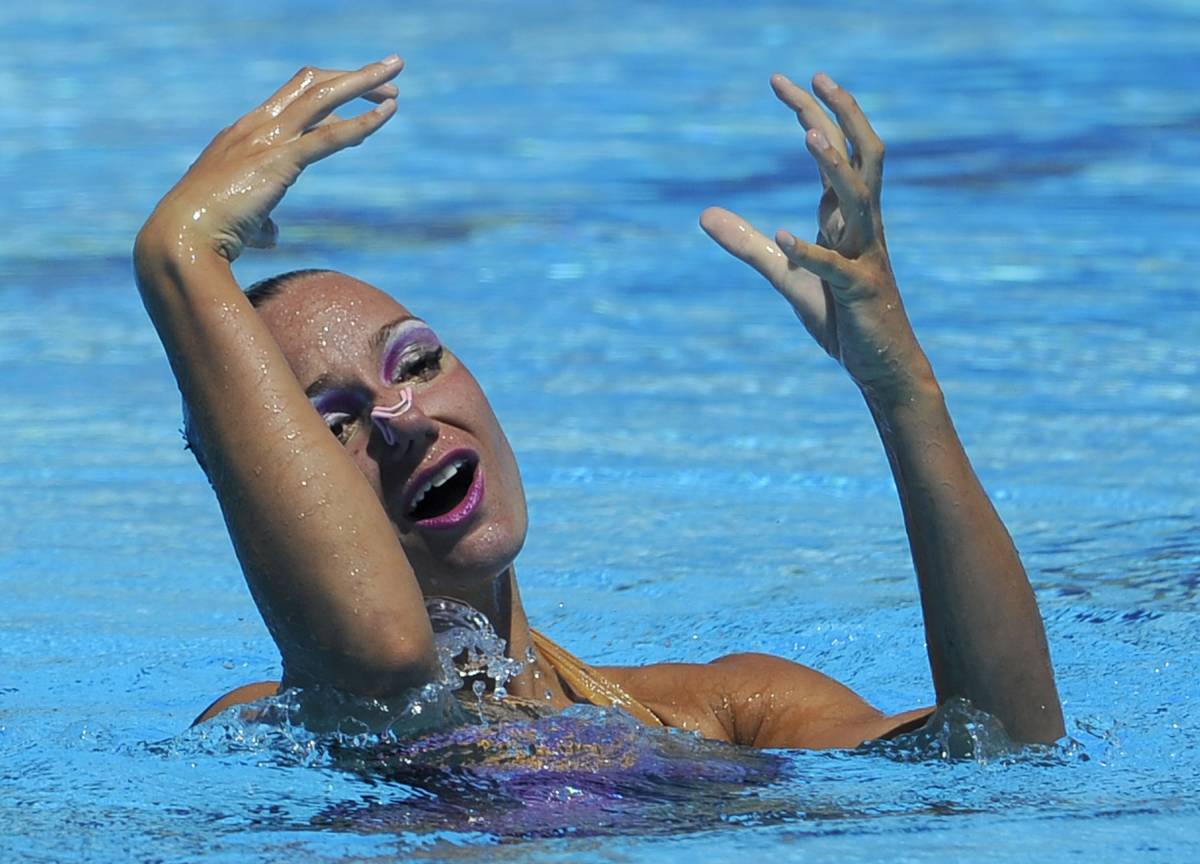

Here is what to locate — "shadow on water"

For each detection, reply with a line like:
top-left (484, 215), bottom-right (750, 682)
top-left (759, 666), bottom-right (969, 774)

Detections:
top-left (650, 113), bottom-right (1200, 198)
top-left (281, 208), bottom-right (535, 255)
top-left (1029, 514), bottom-right (1200, 608)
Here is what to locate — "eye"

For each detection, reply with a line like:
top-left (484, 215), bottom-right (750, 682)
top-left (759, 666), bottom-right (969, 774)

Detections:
top-left (322, 411), bottom-right (359, 445)
top-left (389, 344), bottom-right (444, 384)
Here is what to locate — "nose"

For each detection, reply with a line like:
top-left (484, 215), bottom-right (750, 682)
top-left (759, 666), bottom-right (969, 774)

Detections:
top-left (371, 387), bottom-right (413, 446)
top-left (370, 387), bottom-right (436, 452)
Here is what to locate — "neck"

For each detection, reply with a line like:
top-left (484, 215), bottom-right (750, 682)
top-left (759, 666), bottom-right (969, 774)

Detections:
top-left (429, 566), bottom-right (573, 709)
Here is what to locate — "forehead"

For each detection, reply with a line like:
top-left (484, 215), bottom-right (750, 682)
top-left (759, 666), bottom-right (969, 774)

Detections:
top-left (255, 272), bottom-right (416, 382)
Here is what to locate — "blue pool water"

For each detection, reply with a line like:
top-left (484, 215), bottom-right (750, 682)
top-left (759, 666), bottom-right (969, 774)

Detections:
top-left (3, 0), bottom-right (1199, 860)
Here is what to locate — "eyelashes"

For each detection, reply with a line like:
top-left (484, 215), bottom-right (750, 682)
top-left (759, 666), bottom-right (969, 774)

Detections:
top-left (312, 393), bottom-right (364, 445)
top-left (324, 412), bottom-right (357, 444)
top-left (382, 329), bottom-right (444, 385)
top-left (311, 329), bottom-right (445, 446)
top-left (387, 344), bottom-right (443, 383)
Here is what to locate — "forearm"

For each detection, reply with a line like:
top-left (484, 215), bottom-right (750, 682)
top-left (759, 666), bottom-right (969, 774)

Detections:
top-left (134, 230), bottom-right (436, 694)
top-left (866, 366), bottom-right (1063, 742)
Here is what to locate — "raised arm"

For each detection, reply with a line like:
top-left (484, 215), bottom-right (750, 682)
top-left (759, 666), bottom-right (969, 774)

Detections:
top-left (134, 58), bottom-right (437, 696)
top-left (701, 73), bottom-right (1063, 743)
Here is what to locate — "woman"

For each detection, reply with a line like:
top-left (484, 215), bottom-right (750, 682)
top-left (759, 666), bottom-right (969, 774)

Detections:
top-left (134, 56), bottom-right (1063, 748)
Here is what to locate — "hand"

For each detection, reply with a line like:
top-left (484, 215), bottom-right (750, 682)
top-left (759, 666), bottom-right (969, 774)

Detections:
top-left (702, 73), bottom-right (930, 400)
top-left (139, 57), bottom-right (404, 263)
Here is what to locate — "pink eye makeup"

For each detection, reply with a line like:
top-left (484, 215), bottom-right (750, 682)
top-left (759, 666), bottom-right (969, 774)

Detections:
top-left (310, 389), bottom-right (367, 444)
top-left (302, 318), bottom-right (445, 446)
top-left (379, 318), bottom-right (443, 385)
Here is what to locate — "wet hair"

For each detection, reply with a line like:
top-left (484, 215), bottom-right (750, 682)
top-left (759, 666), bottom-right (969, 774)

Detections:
top-left (243, 268), bottom-right (332, 310)
top-left (182, 269), bottom-right (334, 479)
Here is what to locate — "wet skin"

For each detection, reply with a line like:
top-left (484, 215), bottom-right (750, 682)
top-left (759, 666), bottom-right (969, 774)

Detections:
top-left (138, 57), bottom-right (1063, 747)
top-left (254, 271), bottom-right (528, 599)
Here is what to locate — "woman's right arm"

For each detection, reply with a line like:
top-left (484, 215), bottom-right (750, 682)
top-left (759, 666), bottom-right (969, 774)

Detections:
top-left (134, 58), bottom-right (437, 696)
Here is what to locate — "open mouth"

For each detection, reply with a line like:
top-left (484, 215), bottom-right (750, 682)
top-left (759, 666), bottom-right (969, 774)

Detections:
top-left (407, 456), bottom-right (480, 525)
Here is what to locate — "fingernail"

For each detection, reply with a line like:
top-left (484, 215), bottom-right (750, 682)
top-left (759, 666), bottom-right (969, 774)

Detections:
top-left (814, 72), bottom-right (838, 90)
top-left (811, 129), bottom-right (830, 150)
top-left (382, 53), bottom-right (401, 66)
top-left (778, 232), bottom-right (795, 249)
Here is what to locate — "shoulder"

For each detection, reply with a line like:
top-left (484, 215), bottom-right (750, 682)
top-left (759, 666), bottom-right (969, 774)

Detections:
top-left (192, 680), bottom-right (280, 726)
top-left (599, 653), bottom-right (932, 749)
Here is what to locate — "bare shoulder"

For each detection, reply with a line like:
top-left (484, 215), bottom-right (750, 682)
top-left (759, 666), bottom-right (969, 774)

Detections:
top-left (599, 653), bottom-right (932, 749)
top-left (192, 680), bottom-right (280, 726)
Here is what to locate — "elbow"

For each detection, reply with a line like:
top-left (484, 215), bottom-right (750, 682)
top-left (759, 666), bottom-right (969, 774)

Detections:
top-left (285, 623), bottom-right (439, 700)
top-left (340, 629), bottom-right (440, 698)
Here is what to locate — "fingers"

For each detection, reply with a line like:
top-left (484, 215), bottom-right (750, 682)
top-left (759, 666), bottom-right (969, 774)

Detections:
top-left (817, 186), bottom-right (843, 244)
top-left (805, 127), bottom-right (873, 243)
top-left (277, 56), bottom-right (404, 135)
top-left (773, 71), bottom-right (886, 246)
top-left (294, 98), bottom-right (397, 166)
top-left (775, 229), bottom-right (854, 288)
top-left (360, 82), bottom-right (400, 104)
top-left (701, 208), bottom-right (830, 334)
top-left (255, 67), bottom-right (332, 118)
top-left (699, 207), bottom-right (790, 286)
top-left (770, 73), bottom-right (849, 162)
top-left (812, 73), bottom-right (885, 193)
top-left (245, 217), bottom-right (279, 250)
top-left (255, 62), bottom-right (402, 119)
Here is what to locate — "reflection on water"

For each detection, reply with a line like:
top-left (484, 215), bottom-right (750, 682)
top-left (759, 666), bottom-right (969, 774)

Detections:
top-left (1031, 515), bottom-right (1200, 608)
top-left (3, 0), bottom-right (1199, 860)
top-left (154, 692), bottom-right (1069, 843)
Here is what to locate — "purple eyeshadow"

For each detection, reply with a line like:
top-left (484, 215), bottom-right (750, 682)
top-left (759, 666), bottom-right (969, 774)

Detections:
top-left (311, 389), bottom-right (361, 416)
top-left (380, 323), bottom-right (440, 382)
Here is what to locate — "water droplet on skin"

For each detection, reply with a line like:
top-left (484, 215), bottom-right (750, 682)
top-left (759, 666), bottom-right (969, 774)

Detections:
top-left (544, 689), bottom-right (553, 701)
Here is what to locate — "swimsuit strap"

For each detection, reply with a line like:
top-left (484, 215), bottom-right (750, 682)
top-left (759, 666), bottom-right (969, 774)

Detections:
top-left (528, 628), bottom-right (664, 727)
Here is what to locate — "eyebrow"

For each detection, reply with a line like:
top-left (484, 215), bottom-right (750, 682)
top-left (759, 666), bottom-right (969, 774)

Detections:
top-left (304, 373), bottom-right (352, 399)
top-left (303, 316), bottom-right (423, 398)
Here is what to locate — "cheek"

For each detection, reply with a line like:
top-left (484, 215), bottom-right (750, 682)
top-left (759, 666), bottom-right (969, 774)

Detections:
top-left (345, 435), bottom-right (386, 499)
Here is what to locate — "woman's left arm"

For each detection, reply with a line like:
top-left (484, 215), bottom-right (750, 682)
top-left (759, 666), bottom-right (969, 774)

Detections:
top-left (701, 73), bottom-right (1063, 743)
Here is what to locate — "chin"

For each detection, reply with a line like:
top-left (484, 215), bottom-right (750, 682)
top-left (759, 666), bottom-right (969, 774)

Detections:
top-left (402, 504), bottom-right (528, 595)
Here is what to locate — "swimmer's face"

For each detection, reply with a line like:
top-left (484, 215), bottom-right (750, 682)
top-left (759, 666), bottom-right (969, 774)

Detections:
top-left (255, 271), bottom-right (527, 593)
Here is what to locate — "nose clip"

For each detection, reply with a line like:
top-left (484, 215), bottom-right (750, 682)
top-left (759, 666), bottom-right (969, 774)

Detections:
top-left (370, 387), bottom-right (414, 447)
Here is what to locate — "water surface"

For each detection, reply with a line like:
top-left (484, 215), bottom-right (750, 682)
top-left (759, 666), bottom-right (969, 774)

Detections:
top-left (2, 1), bottom-right (1198, 861)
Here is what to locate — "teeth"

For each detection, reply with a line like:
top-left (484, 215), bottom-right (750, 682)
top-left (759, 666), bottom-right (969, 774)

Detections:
top-left (409, 460), bottom-right (465, 511)
top-left (431, 460), bottom-right (463, 488)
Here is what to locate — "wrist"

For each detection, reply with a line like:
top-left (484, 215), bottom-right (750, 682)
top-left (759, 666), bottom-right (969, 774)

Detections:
top-left (134, 217), bottom-right (230, 286)
top-left (858, 348), bottom-right (942, 414)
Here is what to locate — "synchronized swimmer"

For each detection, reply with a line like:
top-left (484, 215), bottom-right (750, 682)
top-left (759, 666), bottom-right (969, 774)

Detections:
top-left (134, 56), bottom-right (1063, 748)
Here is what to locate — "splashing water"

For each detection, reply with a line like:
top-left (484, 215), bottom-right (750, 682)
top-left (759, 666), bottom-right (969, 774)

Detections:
top-left (859, 698), bottom-right (1026, 763)
top-left (149, 603), bottom-right (1081, 842)
top-left (425, 596), bottom-right (525, 706)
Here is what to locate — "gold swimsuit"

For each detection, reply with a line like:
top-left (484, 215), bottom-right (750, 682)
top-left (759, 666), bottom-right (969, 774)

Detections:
top-left (529, 629), bottom-right (663, 727)
top-left (194, 630), bottom-right (664, 728)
